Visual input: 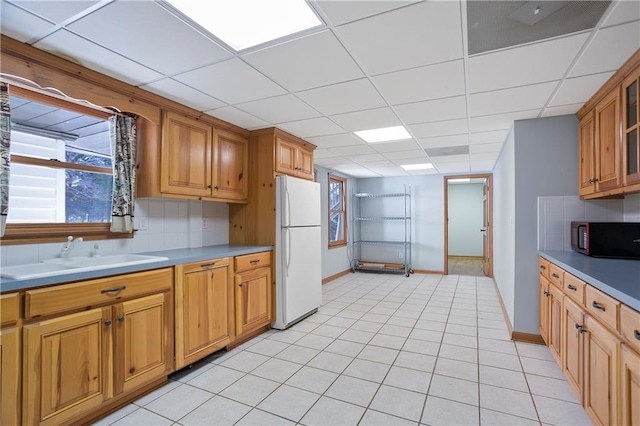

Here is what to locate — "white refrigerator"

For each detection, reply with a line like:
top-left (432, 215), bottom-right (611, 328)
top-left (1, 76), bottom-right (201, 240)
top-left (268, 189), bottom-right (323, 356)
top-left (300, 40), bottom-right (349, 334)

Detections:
top-left (273, 175), bottom-right (322, 329)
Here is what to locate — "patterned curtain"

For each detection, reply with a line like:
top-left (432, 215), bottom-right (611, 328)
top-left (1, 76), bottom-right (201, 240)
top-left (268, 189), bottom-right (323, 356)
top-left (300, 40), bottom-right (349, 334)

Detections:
top-left (0, 83), bottom-right (10, 237)
top-left (109, 114), bottom-right (137, 233)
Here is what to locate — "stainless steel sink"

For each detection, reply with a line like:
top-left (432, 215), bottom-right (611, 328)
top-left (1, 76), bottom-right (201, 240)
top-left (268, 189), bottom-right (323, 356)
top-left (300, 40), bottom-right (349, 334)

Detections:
top-left (0, 254), bottom-right (169, 280)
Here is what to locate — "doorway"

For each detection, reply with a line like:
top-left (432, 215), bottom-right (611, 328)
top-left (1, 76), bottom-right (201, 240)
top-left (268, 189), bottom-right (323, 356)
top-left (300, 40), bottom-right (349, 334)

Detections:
top-left (444, 174), bottom-right (493, 277)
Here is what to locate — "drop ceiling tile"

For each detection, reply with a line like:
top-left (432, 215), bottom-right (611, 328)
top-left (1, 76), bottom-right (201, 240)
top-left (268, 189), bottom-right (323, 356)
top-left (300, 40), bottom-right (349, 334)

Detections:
top-left (431, 154), bottom-right (469, 164)
top-left (394, 96), bottom-right (467, 125)
top-left (358, 160), bottom-right (396, 168)
top-left (315, 157), bottom-right (353, 167)
top-left (328, 145), bottom-right (376, 156)
top-left (366, 166), bottom-right (408, 176)
top-left (342, 169), bottom-right (382, 178)
top-left (406, 168), bottom-right (439, 176)
top-left (348, 153), bottom-right (387, 162)
top-left (297, 79), bottom-right (386, 115)
top-left (541, 103), bottom-right (584, 117)
top-left (469, 81), bottom-right (557, 117)
top-left (34, 29), bottom-right (163, 86)
top-left (418, 134), bottom-right (470, 149)
top-left (207, 106), bottom-right (269, 129)
top-left (469, 109), bottom-right (540, 133)
top-left (174, 58), bottom-right (286, 105)
top-left (313, 0), bottom-right (419, 26)
top-left (601, 0), bottom-right (640, 27)
top-left (570, 21), bottom-right (640, 77)
top-left (470, 143), bottom-right (503, 154)
top-left (469, 130), bottom-right (509, 145)
top-left (236, 95), bottom-right (321, 124)
top-left (383, 149), bottom-right (426, 160)
top-left (409, 119), bottom-right (468, 138)
top-left (469, 33), bottom-right (589, 94)
top-left (369, 140), bottom-right (419, 152)
top-left (0, 2), bottom-right (54, 42)
top-left (313, 149), bottom-right (342, 159)
top-left (306, 133), bottom-right (364, 148)
top-left (242, 30), bottom-right (363, 92)
top-left (11, 0), bottom-right (99, 23)
top-left (329, 107), bottom-right (401, 132)
top-left (335, 1), bottom-right (462, 75)
top-left (67, 1), bottom-right (232, 75)
top-left (140, 78), bottom-right (225, 111)
top-left (373, 60), bottom-right (465, 105)
top-left (549, 71), bottom-right (615, 107)
top-left (277, 117), bottom-right (345, 138)
top-left (434, 162), bottom-right (470, 173)
top-left (470, 152), bottom-right (500, 161)
top-left (470, 160), bottom-right (495, 172)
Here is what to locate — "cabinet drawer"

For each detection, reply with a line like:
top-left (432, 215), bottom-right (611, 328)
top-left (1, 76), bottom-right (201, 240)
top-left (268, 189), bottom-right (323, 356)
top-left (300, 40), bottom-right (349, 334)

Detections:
top-left (25, 268), bottom-right (172, 319)
top-left (235, 251), bottom-right (271, 273)
top-left (548, 264), bottom-right (564, 288)
top-left (585, 285), bottom-right (620, 330)
top-left (0, 293), bottom-right (20, 326)
top-left (620, 304), bottom-right (640, 353)
top-left (563, 273), bottom-right (586, 306)
top-left (182, 257), bottom-right (230, 274)
top-left (539, 257), bottom-right (550, 279)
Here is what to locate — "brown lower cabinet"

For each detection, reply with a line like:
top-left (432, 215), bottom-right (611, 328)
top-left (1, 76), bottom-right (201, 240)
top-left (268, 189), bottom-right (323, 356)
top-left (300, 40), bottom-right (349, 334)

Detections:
top-left (620, 344), bottom-right (640, 425)
top-left (234, 252), bottom-right (272, 339)
top-left (1, 326), bottom-right (21, 426)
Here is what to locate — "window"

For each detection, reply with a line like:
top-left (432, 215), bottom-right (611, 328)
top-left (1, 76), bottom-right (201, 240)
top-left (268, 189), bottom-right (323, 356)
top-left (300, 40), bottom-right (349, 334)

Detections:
top-left (328, 174), bottom-right (347, 248)
top-left (1, 86), bottom-right (126, 245)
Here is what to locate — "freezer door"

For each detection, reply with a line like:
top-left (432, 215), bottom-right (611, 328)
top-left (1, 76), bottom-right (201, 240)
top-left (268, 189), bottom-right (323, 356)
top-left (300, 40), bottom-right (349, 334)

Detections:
top-left (279, 175), bottom-right (321, 227)
top-left (279, 226), bottom-right (322, 326)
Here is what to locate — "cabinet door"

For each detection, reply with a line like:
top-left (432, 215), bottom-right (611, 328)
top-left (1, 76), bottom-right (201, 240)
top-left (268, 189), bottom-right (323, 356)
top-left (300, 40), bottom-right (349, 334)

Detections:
top-left (622, 70), bottom-right (640, 185)
top-left (548, 283), bottom-right (563, 367)
top-left (297, 145), bottom-right (314, 181)
top-left (175, 261), bottom-right (232, 368)
top-left (213, 129), bottom-right (248, 201)
top-left (1, 327), bottom-right (20, 426)
top-left (620, 344), bottom-right (640, 426)
top-left (162, 111), bottom-right (212, 197)
top-left (235, 267), bottom-right (271, 336)
top-left (579, 112), bottom-right (596, 196)
top-left (114, 293), bottom-right (171, 396)
top-left (539, 277), bottom-right (550, 344)
top-left (584, 315), bottom-right (620, 426)
top-left (562, 296), bottom-right (585, 403)
top-left (275, 137), bottom-right (299, 176)
top-left (594, 89), bottom-right (622, 192)
top-left (23, 307), bottom-right (111, 426)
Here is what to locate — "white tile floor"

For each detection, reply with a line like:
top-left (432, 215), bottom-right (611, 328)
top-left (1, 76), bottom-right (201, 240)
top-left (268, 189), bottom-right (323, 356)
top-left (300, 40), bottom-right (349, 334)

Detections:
top-left (94, 272), bottom-right (593, 426)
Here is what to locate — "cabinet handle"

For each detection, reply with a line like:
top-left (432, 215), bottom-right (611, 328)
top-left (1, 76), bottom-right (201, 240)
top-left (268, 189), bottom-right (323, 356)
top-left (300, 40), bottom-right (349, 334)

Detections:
top-left (201, 262), bottom-right (216, 268)
top-left (540, 265), bottom-right (546, 270)
top-left (214, 185), bottom-right (219, 190)
top-left (104, 319), bottom-right (112, 327)
top-left (567, 284), bottom-right (577, 291)
top-left (593, 178), bottom-right (599, 182)
top-left (238, 282), bottom-right (243, 287)
top-left (249, 259), bottom-right (260, 265)
top-left (575, 323), bottom-right (587, 334)
top-left (117, 316), bottom-right (125, 323)
top-left (591, 301), bottom-right (606, 311)
top-left (634, 330), bottom-right (640, 340)
top-left (551, 273), bottom-right (560, 279)
top-left (101, 286), bottom-right (127, 294)
top-left (207, 185), bottom-right (212, 189)
top-left (544, 291), bottom-right (550, 297)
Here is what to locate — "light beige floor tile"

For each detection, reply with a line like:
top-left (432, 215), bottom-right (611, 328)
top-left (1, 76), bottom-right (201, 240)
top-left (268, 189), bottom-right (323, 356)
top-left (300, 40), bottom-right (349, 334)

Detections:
top-left (220, 351), bottom-right (270, 373)
top-left (479, 350), bottom-right (522, 371)
top-left (445, 323), bottom-right (478, 337)
top-left (369, 306), bottom-right (397, 316)
top-left (447, 315), bottom-right (478, 327)
top-left (179, 395), bottom-right (251, 425)
top-left (428, 375), bottom-right (478, 406)
top-left (325, 375), bottom-right (380, 407)
top-left (361, 313), bottom-right (392, 323)
top-left (325, 339), bottom-right (366, 357)
top-left (350, 320), bottom-right (384, 333)
top-left (478, 338), bottom-right (517, 355)
top-left (171, 360), bottom-right (215, 383)
top-left (325, 316), bottom-right (357, 328)
top-left (370, 385), bottom-right (426, 422)
top-left (438, 343), bottom-right (477, 363)
top-left (421, 396), bottom-right (479, 426)
top-left (526, 374), bottom-right (581, 403)
top-left (111, 408), bottom-right (173, 425)
top-left (479, 384), bottom-right (537, 421)
top-left (414, 320), bottom-right (446, 332)
top-left (478, 327), bottom-right (511, 341)
top-left (144, 384), bottom-right (213, 421)
top-left (290, 321), bottom-right (320, 333)
top-left (449, 309), bottom-right (477, 318)
top-left (357, 345), bottom-right (400, 364)
top-left (339, 329), bottom-right (375, 344)
top-left (480, 408), bottom-right (540, 425)
top-left (244, 339), bottom-right (290, 357)
top-left (267, 329), bottom-right (307, 344)
top-left (383, 366), bottom-right (431, 394)
top-left (343, 304), bottom-right (371, 313)
top-left (335, 310), bottom-right (365, 320)
top-left (359, 409), bottom-right (418, 425)
top-left (402, 338), bottom-right (441, 356)
top-left (434, 357), bottom-right (478, 382)
top-left (379, 324), bottom-right (413, 338)
top-left (533, 394), bottom-right (591, 425)
top-left (134, 380), bottom-right (182, 406)
top-left (247, 358), bottom-right (301, 383)
top-left (478, 318), bottom-right (510, 330)
top-left (369, 333), bottom-right (407, 349)
top-left (419, 313), bottom-right (449, 323)
top-left (285, 366), bottom-right (339, 394)
top-left (394, 351), bottom-right (436, 373)
top-left (409, 329), bottom-right (444, 343)
top-left (186, 365), bottom-right (245, 394)
top-left (343, 358), bottom-right (391, 382)
top-left (479, 365), bottom-right (529, 392)
top-left (300, 396), bottom-right (366, 426)
top-left (310, 324), bottom-right (348, 338)
top-left (275, 345), bottom-right (320, 364)
top-left (236, 408), bottom-right (295, 425)
top-left (516, 342), bottom-right (556, 361)
top-left (441, 333), bottom-right (477, 349)
top-left (92, 403), bottom-right (138, 425)
top-left (257, 385), bottom-right (320, 422)
top-left (294, 333), bottom-right (334, 351)
top-left (307, 351), bottom-right (354, 373)
top-left (219, 374), bottom-right (279, 406)
top-left (519, 357), bottom-right (565, 380)
top-left (304, 313), bottom-right (332, 324)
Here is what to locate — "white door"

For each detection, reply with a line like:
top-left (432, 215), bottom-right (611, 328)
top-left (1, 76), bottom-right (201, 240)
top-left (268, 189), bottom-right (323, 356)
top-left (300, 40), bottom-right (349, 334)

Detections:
top-left (281, 226), bottom-right (322, 324)
top-left (280, 176), bottom-right (321, 227)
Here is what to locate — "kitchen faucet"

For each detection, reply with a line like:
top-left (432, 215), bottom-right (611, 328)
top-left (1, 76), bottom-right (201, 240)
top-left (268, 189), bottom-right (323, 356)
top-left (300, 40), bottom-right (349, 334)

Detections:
top-left (59, 236), bottom-right (83, 258)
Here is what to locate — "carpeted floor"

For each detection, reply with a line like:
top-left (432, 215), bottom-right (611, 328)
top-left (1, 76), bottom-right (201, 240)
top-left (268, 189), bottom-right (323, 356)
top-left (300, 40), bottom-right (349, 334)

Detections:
top-left (448, 257), bottom-right (485, 276)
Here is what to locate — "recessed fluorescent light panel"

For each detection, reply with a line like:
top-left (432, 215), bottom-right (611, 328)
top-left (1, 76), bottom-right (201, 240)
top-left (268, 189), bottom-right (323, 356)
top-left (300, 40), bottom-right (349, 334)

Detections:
top-left (400, 163), bottom-right (434, 171)
top-left (165, 0), bottom-right (323, 51)
top-left (354, 126), bottom-right (411, 143)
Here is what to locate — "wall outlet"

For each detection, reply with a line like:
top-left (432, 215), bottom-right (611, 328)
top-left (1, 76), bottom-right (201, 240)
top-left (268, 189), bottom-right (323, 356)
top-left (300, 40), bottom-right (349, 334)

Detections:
top-left (138, 217), bottom-right (148, 231)
top-left (202, 218), bottom-right (208, 229)
top-left (398, 252), bottom-right (403, 259)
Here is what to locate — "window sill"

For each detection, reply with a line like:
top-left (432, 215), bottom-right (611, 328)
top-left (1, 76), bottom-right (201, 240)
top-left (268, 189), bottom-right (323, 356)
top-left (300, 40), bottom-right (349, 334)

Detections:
top-left (329, 242), bottom-right (347, 250)
top-left (0, 223), bottom-right (133, 245)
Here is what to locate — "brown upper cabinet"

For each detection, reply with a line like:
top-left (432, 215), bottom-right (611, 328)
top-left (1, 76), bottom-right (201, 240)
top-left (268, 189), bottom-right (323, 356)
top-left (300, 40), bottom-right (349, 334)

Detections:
top-left (138, 111), bottom-right (248, 203)
top-left (577, 49), bottom-right (640, 199)
top-left (275, 136), bottom-right (314, 180)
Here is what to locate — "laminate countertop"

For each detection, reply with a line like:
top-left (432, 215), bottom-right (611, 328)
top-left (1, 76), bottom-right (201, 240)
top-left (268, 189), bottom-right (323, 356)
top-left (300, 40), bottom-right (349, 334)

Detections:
top-left (0, 245), bottom-right (273, 293)
top-left (539, 250), bottom-right (640, 311)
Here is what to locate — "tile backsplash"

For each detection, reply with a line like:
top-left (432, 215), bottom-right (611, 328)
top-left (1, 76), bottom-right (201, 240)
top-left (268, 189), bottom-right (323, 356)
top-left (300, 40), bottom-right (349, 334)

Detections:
top-left (0, 198), bottom-right (229, 267)
top-left (538, 193), bottom-right (640, 251)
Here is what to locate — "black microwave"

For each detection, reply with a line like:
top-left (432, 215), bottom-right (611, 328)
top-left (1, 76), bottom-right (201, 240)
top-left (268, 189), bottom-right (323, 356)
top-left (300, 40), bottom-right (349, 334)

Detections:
top-left (571, 222), bottom-right (640, 259)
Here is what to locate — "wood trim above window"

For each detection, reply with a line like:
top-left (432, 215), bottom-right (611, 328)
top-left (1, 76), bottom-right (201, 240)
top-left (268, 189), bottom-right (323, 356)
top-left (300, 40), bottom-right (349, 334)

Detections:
top-left (0, 223), bottom-right (133, 245)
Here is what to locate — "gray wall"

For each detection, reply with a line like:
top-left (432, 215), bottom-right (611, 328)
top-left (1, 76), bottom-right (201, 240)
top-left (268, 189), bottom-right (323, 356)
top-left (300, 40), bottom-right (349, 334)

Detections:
top-left (448, 183), bottom-right (484, 256)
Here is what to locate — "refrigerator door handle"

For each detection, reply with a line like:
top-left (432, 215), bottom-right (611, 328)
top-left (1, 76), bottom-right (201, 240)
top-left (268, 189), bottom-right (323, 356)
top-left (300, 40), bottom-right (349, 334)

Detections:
top-left (285, 228), bottom-right (291, 277)
top-left (285, 185), bottom-right (291, 228)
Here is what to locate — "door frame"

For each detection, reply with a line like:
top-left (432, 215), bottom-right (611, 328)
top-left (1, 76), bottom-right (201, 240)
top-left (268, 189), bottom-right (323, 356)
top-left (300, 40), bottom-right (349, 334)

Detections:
top-left (443, 173), bottom-right (493, 277)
